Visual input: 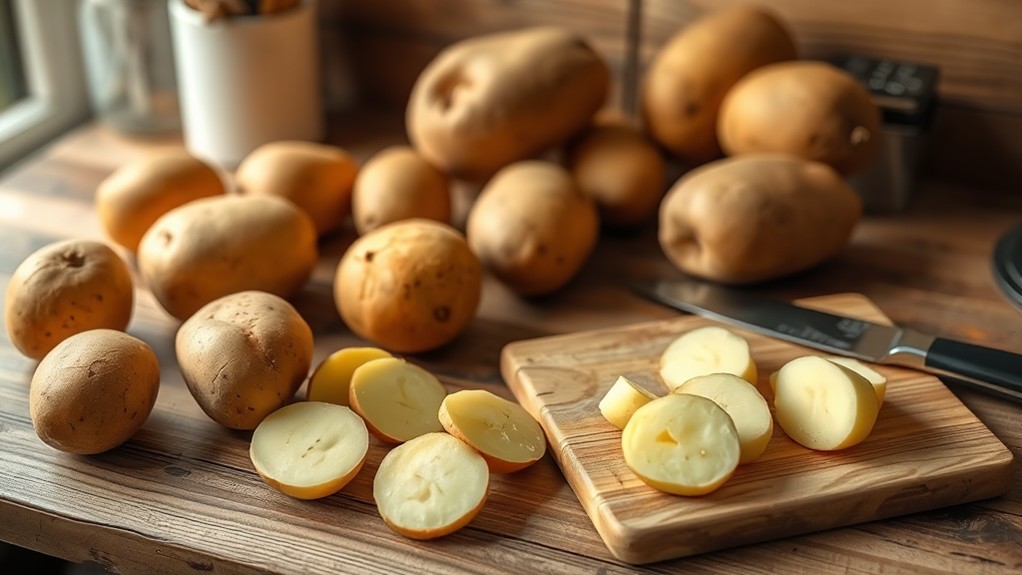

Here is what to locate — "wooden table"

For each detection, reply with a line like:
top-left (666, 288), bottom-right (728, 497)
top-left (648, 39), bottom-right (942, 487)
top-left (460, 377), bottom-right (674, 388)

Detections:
top-left (1, 115), bottom-right (1020, 574)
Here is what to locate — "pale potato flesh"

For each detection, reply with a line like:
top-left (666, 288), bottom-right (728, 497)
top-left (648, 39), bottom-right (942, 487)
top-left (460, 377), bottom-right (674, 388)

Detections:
top-left (250, 402), bottom-right (369, 500)
top-left (307, 347), bottom-right (392, 406)
top-left (349, 358), bottom-right (446, 443)
top-left (773, 355), bottom-right (880, 451)
top-left (599, 375), bottom-right (658, 430)
top-left (675, 373), bottom-right (772, 464)
top-left (659, 326), bottom-right (757, 390)
top-left (439, 389), bottom-right (546, 473)
top-left (373, 432), bottom-right (489, 539)
top-left (622, 394), bottom-right (740, 496)
top-left (825, 356), bottom-right (888, 404)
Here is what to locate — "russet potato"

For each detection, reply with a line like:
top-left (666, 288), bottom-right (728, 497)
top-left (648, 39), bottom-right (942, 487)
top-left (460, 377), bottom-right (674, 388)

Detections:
top-left (351, 146), bottom-right (451, 235)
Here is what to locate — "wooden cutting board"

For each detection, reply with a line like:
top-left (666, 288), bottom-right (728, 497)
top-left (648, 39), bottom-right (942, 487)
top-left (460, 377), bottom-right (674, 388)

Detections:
top-left (500, 293), bottom-right (1014, 565)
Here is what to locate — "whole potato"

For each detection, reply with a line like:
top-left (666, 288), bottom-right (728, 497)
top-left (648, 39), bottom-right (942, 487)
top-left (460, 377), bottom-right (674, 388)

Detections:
top-left (352, 146), bottom-right (451, 235)
top-left (334, 219), bottom-right (481, 353)
top-left (138, 195), bottom-right (317, 320)
top-left (718, 61), bottom-right (882, 175)
top-left (407, 26), bottom-right (610, 182)
top-left (658, 154), bottom-right (862, 284)
top-left (6, 239), bottom-right (134, 360)
top-left (95, 151), bottom-right (225, 252)
top-left (30, 329), bottom-right (159, 454)
top-left (567, 122), bottom-right (666, 228)
top-left (466, 161), bottom-right (599, 295)
top-left (176, 291), bottom-right (313, 430)
top-left (235, 141), bottom-right (358, 236)
top-left (641, 6), bottom-right (797, 164)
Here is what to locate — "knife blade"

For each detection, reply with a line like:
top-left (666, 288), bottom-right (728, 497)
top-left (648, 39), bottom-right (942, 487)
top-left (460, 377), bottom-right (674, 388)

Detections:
top-left (634, 278), bottom-right (1022, 402)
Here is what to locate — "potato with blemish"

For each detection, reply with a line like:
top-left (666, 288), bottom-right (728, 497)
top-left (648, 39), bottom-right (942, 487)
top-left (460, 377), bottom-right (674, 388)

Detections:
top-left (5, 239), bottom-right (134, 360)
top-left (352, 146), bottom-right (451, 235)
top-left (175, 291), bottom-right (313, 430)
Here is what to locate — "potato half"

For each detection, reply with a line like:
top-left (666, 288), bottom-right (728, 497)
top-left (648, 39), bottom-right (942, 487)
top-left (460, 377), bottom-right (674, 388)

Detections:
top-left (438, 389), bottom-right (547, 473)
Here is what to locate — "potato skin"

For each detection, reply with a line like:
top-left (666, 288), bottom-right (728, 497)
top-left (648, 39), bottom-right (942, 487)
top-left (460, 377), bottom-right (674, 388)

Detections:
top-left (137, 195), bottom-right (317, 320)
top-left (658, 154), bottom-right (862, 284)
top-left (334, 219), bottom-right (481, 353)
top-left (641, 6), bottom-right (797, 164)
top-left (407, 26), bottom-right (610, 182)
top-left (718, 61), bottom-right (882, 175)
top-left (95, 151), bottom-right (225, 252)
top-left (6, 239), bottom-right (134, 360)
top-left (235, 141), bottom-right (358, 236)
top-left (352, 146), bottom-right (451, 235)
top-left (467, 161), bottom-right (599, 295)
top-left (176, 291), bottom-right (313, 430)
top-left (30, 329), bottom-right (159, 454)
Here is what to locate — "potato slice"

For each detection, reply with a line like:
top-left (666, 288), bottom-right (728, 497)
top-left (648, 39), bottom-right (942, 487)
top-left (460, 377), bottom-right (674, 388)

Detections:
top-left (599, 375), bottom-right (658, 430)
top-left (438, 389), bottom-right (546, 473)
top-left (349, 357), bottom-right (446, 443)
top-left (373, 432), bottom-right (489, 539)
top-left (250, 402), bottom-right (369, 500)
top-left (307, 347), bottom-right (393, 406)
top-left (622, 394), bottom-right (741, 496)
top-left (659, 326), bottom-right (757, 390)
top-left (825, 356), bottom-right (888, 404)
top-left (674, 373), bottom-right (772, 464)
top-left (773, 355), bottom-right (880, 451)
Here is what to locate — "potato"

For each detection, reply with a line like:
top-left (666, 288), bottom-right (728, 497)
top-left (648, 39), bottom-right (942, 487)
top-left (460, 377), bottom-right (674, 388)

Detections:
top-left (438, 389), bottom-right (547, 473)
top-left (407, 26), bottom-right (610, 181)
top-left (567, 123), bottom-right (666, 228)
top-left (306, 346), bottom-right (392, 406)
top-left (175, 291), bottom-right (313, 430)
top-left (334, 219), bottom-right (481, 353)
top-left (348, 357), bottom-right (447, 444)
top-left (6, 239), bottom-right (134, 360)
top-left (641, 6), bottom-right (797, 164)
top-left (235, 141), bottom-right (358, 236)
top-left (659, 326), bottom-right (757, 391)
top-left (658, 154), bottom-right (862, 284)
top-left (674, 373), bottom-right (773, 464)
top-left (30, 329), bottom-right (159, 454)
top-left (599, 375), bottom-right (658, 430)
top-left (352, 146), bottom-right (450, 235)
top-left (719, 61), bottom-right (882, 175)
top-left (138, 194), bottom-right (317, 320)
top-left (95, 151), bottom-right (225, 252)
top-left (466, 161), bottom-right (598, 295)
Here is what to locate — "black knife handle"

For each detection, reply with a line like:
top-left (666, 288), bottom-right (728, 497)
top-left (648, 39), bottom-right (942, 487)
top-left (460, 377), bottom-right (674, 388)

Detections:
top-left (926, 338), bottom-right (1022, 402)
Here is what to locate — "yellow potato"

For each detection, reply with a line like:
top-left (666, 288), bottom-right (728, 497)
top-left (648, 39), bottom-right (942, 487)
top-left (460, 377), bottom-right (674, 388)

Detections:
top-left (658, 326), bottom-right (757, 391)
top-left (466, 161), bottom-right (599, 295)
top-left (438, 389), bottom-right (547, 473)
top-left (348, 357), bottom-right (447, 444)
top-left (30, 329), bottom-right (159, 454)
top-left (674, 373), bottom-right (773, 464)
top-left (352, 146), bottom-right (451, 235)
top-left (306, 347), bottom-right (392, 406)
top-left (235, 141), bottom-right (358, 236)
top-left (5, 239), bottom-right (133, 360)
top-left (599, 375), bottom-right (659, 430)
top-left (138, 194), bottom-right (317, 320)
top-left (95, 151), bottom-right (225, 252)
top-left (175, 291), bottom-right (314, 430)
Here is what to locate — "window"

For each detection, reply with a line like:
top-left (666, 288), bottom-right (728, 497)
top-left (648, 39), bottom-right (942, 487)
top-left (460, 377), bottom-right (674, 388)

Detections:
top-left (0, 0), bottom-right (90, 171)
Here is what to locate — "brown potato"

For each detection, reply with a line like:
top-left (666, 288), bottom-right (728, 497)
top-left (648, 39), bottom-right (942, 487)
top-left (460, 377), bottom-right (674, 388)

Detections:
top-left (334, 219), bottom-right (481, 353)
top-left (235, 141), bottom-right (358, 236)
top-left (5, 239), bottom-right (134, 360)
top-left (718, 61), bottom-right (882, 175)
top-left (30, 329), bottom-right (159, 454)
top-left (658, 154), bottom-right (862, 284)
top-left (95, 151), bottom-right (225, 252)
top-left (352, 146), bottom-right (451, 235)
top-left (137, 194), bottom-right (317, 320)
top-left (641, 6), bottom-right (797, 164)
top-left (176, 291), bottom-right (313, 430)
top-left (567, 122), bottom-right (666, 228)
top-left (466, 161), bottom-right (598, 295)
top-left (407, 26), bottom-right (610, 182)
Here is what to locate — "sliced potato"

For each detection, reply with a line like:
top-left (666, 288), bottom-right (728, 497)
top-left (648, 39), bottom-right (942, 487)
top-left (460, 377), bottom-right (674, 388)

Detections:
top-left (599, 375), bottom-right (658, 430)
top-left (674, 373), bottom-right (772, 464)
top-left (348, 357), bottom-right (446, 444)
top-left (825, 356), bottom-right (888, 404)
top-left (306, 347), bottom-right (392, 406)
top-left (659, 326), bottom-right (757, 390)
top-left (438, 389), bottom-right (546, 473)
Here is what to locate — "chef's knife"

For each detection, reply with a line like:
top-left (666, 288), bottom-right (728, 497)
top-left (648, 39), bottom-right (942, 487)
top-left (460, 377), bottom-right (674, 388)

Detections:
top-left (634, 278), bottom-right (1022, 402)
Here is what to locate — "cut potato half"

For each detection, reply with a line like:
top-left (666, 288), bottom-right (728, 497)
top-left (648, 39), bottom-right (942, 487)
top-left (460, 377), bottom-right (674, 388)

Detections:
top-left (439, 389), bottom-right (546, 473)
top-left (825, 356), bottom-right (888, 404)
top-left (373, 432), bottom-right (489, 539)
top-left (659, 326), bottom-right (757, 391)
top-left (675, 373), bottom-right (772, 464)
top-left (250, 402), bottom-right (369, 499)
top-left (349, 357), bottom-right (447, 443)
top-left (622, 393), bottom-right (741, 496)
top-left (307, 347), bottom-right (393, 405)
top-left (773, 355), bottom-right (880, 451)
top-left (599, 375), bottom-right (658, 430)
